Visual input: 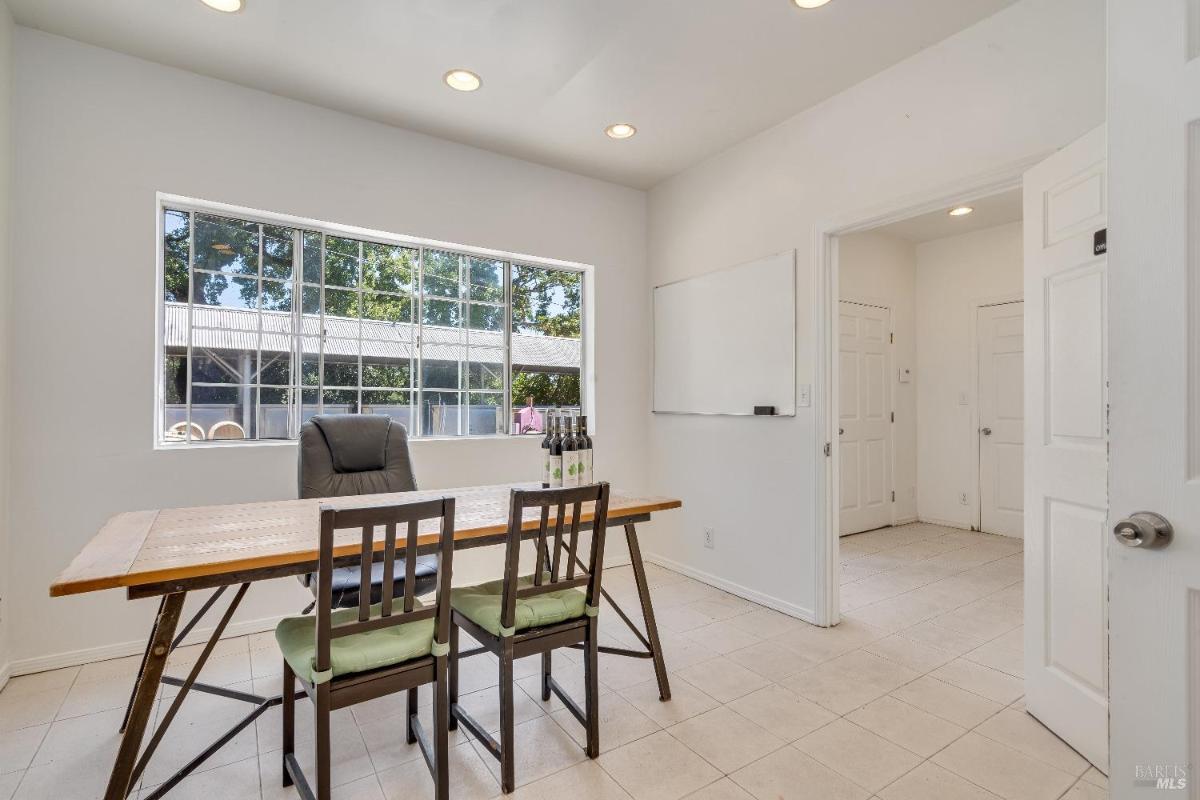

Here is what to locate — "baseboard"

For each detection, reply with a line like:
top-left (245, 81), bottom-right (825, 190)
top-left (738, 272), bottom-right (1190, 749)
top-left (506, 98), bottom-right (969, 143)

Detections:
top-left (893, 515), bottom-right (918, 526)
top-left (9, 614), bottom-right (285, 678)
top-left (642, 552), bottom-right (819, 626)
top-left (0, 661), bottom-right (11, 693)
top-left (917, 515), bottom-right (975, 531)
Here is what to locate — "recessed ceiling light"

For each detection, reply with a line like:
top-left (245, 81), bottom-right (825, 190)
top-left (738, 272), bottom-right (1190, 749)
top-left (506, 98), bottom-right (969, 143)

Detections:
top-left (199, 0), bottom-right (243, 12)
top-left (444, 69), bottom-right (482, 92)
top-left (605, 123), bottom-right (637, 140)
top-left (792, 0), bottom-right (831, 8)
top-left (948, 206), bottom-right (975, 217)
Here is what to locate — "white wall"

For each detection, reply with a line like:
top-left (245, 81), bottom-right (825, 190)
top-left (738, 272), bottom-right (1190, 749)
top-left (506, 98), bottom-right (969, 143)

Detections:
top-left (9, 30), bottom-right (649, 670)
top-left (837, 231), bottom-right (917, 524)
top-left (646, 0), bottom-right (1104, 621)
top-left (0, 0), bottom-right (12, 687)
top-left (915, 222), bottom-right (1024, 529)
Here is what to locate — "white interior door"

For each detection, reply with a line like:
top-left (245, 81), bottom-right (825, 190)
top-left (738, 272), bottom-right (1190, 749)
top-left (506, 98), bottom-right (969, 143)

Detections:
top-left (839, 301), bottom-right (892, 536)
top-left (977, 302), bottom-right (1024, 538)
top-left (1108, 4), bottom-right (1200, 793)
top-left (1023, 126), bottom-right (1108, 771)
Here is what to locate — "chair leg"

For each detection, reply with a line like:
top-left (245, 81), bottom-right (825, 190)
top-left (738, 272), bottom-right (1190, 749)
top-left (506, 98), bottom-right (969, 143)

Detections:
top-left (540, 651), bottom-right (552, 702)
top-left (448, 625), bottom-right (459, 731)
top-left (499, 637), bottom-right (516, 793)
top-left (584, 619), bottom-right (601, 759)
top-left (281, 661), bottom-right (295, 787)
top-left (406, 687), bottom-right (419, 745)
top-left (433, 657), bottom-right (451, 800)
top-left (315, 682), bottom-right (332, 800)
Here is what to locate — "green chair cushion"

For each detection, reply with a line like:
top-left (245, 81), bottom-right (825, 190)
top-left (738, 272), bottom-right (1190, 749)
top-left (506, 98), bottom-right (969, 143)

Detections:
top-left (451, 574), bottom-right (587, 637)
top-left (275, 601), bottom-right (434, 684)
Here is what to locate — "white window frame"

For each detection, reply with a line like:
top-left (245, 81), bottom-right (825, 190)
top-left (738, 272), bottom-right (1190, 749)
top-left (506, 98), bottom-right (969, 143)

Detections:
top-left (154, 193), bottom-right (592, 449)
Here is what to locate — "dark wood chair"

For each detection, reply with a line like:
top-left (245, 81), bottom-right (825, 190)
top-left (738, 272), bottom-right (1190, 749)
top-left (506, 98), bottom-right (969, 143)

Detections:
top-left (277, 498), bottom-right (456, 800)
top-left (448, 483), bottom-right (611, 793)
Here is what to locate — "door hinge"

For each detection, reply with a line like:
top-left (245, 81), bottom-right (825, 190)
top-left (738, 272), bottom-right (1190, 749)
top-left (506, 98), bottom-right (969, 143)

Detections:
top-left (891, 490), bottom-right (896, 502)
top-left (891, 411), bottom-right (895, 423)
top-left (824, 442), bottom-right (832, 457)
top-left (889, 332), bottom-right (894, 344)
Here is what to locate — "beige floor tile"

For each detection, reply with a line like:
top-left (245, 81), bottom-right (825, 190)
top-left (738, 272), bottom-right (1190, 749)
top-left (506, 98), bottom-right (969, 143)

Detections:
top-left (782, 651), bottom-right (919, 715)
top-left (733, 609), bottom-right (811, 640)
top-left (516, 663), bottom-right (610, 713)
top-left (377, 740), bottom-right (499, 800)
top-left (667, 707), bottom-right (784, 773)
top-left (687, 620), bottom-right (762, 655)
top-left (656, 605), bottom-right (720, 634)
top-left (598, 650), bottom-right (664, 691)
top-left (863, 635), bottom-right (956, 673)
top-left (472, 715), bottom-right (586, 789)
top-left (140, 755), bottom-right (261, 800)
top-left (1081, 767), bottom-right (1107, 787)
top-left (0, 687), bottom-right (68, 733)
top-left (0, 725), bottom-right (47, 776)
top-left (890, 676), bottom-right (1003, 728)
top-left (263, 756), bottom-right (388, 800)
top-left (932, 732), bottom-right (1077, 800)
top-left (455, 684), bottom-right (545, 739)
top-left (772, 618), bottom-right (888, 663)
top-left (674, 658), bottom-right (770, 704)
top-left (974, 709), bottom-right (1089, 776)
top-left (511, 760), bottom-right (631, 800)
top-left (56, 674), bottom-right (137, 720)
top-left (689, 596), bottom-right (757, 622)
top-left (683, 778), bottom-right (755, 800)
top-left (15, 708), bottom-right (131, 800)
top-left (729, 745), bottom-right (870, 800)
top-left (726, 684), bottom-right (836, 742)
top-left (619, 677), bottom-right (718, 728)
top-left (0, 669), bottom-right (78, 699)
top-left (930, 660), bottom-right (1023, 705)
top-left (726, 640), bottom-right (816, 681)
top-left (597, 731), bottom-right (721, 800)
top-left (963, 640), bottom-right (1022, 678)
top-left (358, 706), bottom-right (465, 774)
top-left (897, 622), bottom-right (990, 657)
top-left (657, 633), bottom-right (720, 673)
top-left (989, 584), bottom-right (1024, 610)
top-left (933, 601), bottom-right (1022, 641)
top-left (551, 691), bottom-right (659, 753)
top-left (795, 719), bottom-right (921, 793)
top-left (75, 655), bottom-right (142, 685)
top-left (846, 696), bottom-right (965, 758)
top-left (1061, 779), bottom-right (1107, 799)
top-left (0, 771), bottom-right (19, 800)
top-left (877, 761), bottom-right (1003, 800)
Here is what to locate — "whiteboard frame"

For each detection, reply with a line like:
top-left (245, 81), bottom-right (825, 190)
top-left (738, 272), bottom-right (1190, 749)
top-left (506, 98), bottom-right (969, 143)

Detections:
top-left (651, 249), bottom-right (796, 417)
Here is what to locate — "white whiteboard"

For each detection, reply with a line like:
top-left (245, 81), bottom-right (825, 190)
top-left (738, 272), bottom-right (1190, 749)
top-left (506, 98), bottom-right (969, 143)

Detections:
top-left (653, 250), bottom-right (795, 416)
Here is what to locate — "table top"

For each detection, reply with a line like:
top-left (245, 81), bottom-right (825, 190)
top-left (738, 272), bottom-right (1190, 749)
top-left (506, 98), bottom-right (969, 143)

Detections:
top-left (50, 484), bottom-right (682, 598)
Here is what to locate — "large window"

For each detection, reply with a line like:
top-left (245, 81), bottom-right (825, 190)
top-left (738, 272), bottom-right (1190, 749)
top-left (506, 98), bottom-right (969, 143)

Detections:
top-left (158, 202), bottom-right (585, 445)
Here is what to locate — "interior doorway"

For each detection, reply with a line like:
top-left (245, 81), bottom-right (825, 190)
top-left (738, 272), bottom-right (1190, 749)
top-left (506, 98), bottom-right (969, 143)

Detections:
top-left (835, 187), bottom-right (1025, 541)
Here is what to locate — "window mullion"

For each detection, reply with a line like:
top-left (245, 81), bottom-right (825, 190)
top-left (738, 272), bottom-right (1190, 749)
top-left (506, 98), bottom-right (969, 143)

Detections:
top-left (185, 210), bottom-right (196, 443)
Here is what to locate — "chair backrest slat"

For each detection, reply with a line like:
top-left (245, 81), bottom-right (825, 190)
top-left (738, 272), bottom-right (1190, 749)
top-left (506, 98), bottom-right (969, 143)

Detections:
top-left (498, 483), bottom-right (611, 634)
top-left (380, 522), bottom-right (397, 617)
top-left (314, 498), bottom-right (456, 678)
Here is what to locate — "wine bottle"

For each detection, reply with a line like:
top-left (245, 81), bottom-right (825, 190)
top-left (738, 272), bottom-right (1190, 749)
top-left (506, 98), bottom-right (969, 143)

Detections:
top-left (548, 414), bottom-right (563, 488)
top-left (563, 414), bottom-right (580, 488)
top-left (579, 415), bottom-right (593, 484)
top-left (541, 410), bottom-right (554, 488)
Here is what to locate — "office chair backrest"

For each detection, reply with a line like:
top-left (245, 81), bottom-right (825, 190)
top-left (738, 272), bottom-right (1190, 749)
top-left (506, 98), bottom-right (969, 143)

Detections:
top-left (299, 415), bottom-right (417, 499)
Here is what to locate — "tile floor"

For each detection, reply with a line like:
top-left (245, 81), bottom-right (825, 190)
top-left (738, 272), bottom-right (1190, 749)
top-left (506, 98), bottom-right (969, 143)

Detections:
top-left (0, 523), bottom-right (1107, 800)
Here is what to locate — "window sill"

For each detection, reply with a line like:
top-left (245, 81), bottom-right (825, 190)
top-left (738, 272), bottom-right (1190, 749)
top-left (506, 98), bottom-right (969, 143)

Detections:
top-left (154, 434), bottom-right (545, 452)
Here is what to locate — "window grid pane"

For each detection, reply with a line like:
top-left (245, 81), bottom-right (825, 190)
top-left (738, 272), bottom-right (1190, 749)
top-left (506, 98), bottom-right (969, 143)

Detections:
top-left (161, 205), bottom-right (582, 445)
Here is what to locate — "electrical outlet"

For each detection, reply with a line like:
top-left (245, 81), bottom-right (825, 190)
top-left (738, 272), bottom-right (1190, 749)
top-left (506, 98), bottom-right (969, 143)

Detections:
top-left (703, 527), bottom-right (715, 549)
top-left (959, 492), bottom-right (969, 506)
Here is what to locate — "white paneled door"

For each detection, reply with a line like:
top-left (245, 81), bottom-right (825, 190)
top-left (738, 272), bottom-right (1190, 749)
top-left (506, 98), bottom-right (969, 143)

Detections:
top-left (839, 301), bottom-right (892, 536)
top-left (1108, 3), bottom-right (1200, 794)
top-left (1023, 126), bottom-right (1108, 772)
top-left (977, 302), bottom-right (1024, 538)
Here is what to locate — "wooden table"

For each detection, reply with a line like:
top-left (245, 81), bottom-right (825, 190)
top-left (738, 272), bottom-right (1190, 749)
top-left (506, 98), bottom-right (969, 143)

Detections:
top-left (51, 484), bottom-right (682, 800)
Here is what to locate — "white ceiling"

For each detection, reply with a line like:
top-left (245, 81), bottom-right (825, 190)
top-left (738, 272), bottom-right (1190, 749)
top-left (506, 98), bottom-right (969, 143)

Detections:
top-left (8, 0), bottom-right (1021, 189)
top-left (874, 188), bottom-right (1023, 243)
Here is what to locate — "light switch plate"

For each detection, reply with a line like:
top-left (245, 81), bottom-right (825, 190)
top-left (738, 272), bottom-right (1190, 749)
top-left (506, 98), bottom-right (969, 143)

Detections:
top-left (798, 384), bottom-right (812, 407)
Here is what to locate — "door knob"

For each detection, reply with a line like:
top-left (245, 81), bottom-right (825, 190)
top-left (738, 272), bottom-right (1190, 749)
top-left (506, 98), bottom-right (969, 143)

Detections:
top-left (980, 427), bottom-right (993, 436)
top-left (839, 427), bottom-right (845, 435)
top-left (1113, 512), bottom-right (1173, 549)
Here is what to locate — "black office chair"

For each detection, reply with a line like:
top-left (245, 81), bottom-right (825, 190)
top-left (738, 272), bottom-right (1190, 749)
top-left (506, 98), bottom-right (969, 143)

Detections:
top-left (297, 414), bottom-right (438, 610)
